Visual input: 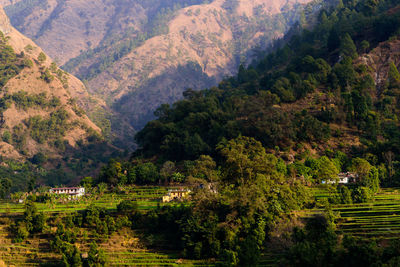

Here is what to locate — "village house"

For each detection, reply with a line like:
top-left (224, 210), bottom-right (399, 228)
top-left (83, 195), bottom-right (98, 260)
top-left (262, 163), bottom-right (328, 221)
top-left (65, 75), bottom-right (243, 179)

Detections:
top-left (49, 187), bottom-right (85, 198)
top-left (322, 172), bottom-right (358, 184)
top-left (162, 188), bottom-right (191, 203)
top-left (337, 172), bottom-right (358, 184)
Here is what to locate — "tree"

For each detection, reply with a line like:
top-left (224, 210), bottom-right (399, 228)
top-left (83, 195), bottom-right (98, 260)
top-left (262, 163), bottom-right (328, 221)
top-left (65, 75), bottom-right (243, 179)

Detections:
top-left (135, 162), bottom-right (159, 184)
top-left (327, 29), bottom-right (340, 52)
top-left (188, 155), bottom-right (219, 182)
top-left (117, 200), bottom-right (138, 214)
top-left (338, 186), bottom-right (352, 204)
top-left (31, 152), bottom-right (47, 165)
top-left (360, 40), bottom-right (370, 53)
top-left (340, 33), bottom-right (358, 59)
top-left (316, 156), bottom-right (339, 183)
top-left (349, 158), bottom-right (371, 181)
top-left (81, 177), bottom-right (93, 188)
top-left (37, 52), bottom-right (46, 64)
top-left (0, 178), bottom-right (11, 198)
top-left (388, 62), bottom-right (400, 90)
top-left (97, 183), bottom-right (107, 197)
top-left (361, 0), bottom-right (378, 15)
top-left (85, 242), bottom-right (106, 267)
top-left (352, 186), bottom-right (373, 203)
top-left (218, 136), bottom-right (278, 185)
top-left (99, 159), bottom-right (123, 186)
top-left (286, 214), bottom-right (338, 266)
top-left (62, 243), bottom-right (82, 267)
top-left (160, 161), bottom-right (176, 182)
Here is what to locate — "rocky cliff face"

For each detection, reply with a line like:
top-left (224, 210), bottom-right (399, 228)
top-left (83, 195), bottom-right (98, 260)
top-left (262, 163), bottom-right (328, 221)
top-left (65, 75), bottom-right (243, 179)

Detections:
top-left (359, 39), bottom-right (400, 90)
top-left (5, 0), bottom-right (314, 129)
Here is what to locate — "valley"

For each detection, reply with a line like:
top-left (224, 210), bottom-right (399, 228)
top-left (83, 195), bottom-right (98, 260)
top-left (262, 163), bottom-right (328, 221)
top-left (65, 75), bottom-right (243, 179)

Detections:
top-left (0, 0), bottom-right (399, 266)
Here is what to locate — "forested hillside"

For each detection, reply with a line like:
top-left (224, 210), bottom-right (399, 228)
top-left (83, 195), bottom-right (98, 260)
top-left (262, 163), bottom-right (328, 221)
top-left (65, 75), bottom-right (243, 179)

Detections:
top-left (4, 0), bottom-right (314, 131)
top-left (96, 0), bottom-right (400, 265)
top-left (136, 0), bottom-right (400, 164)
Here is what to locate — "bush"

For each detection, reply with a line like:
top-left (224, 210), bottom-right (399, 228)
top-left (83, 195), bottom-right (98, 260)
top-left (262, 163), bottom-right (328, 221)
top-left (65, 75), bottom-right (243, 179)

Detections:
top-left (135, 162), bottom-right (159, 184)
top-left (37, 52), bottom-right (46, 64)
top-left (2, 130), bottom-right (11, 143)
top-left (31, 152), bottom-right (47, 165)
top-left (84, 242), bottom-right (107, 267)
top-left (40, 68), bottom-right (54, 83)
top-left (12, 223), bottom-right (29, 243)
top-left (117, 200), bottom-right (138, 214)
top-left (352, 186), bottom-right (373, 203)
top-left (338, 186), bottom-right (352, 204)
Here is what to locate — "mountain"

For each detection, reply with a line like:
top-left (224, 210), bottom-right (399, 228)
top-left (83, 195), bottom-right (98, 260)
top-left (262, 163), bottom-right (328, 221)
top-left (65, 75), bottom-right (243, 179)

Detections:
top-left (1, 1), bottom-right (400, 266)
top-left (4, 0), bottom-right (314, 129)
top-left (134, 0), bottom-right (400, 163)
top-left (0, 7), bottom-right (124, 188)
top-left (98, 1), bottom-right (400, 265)
top-left (0, 7), bottom-right (102, 157)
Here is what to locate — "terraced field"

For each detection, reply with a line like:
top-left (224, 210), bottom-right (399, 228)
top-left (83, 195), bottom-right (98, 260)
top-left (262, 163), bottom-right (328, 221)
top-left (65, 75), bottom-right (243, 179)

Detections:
top-left (105, 251), bottom-right (214, 266)
top-left (0, 186), bottom-right (201, 266)
top-left (0, 227), bottom-right (212, 266)
top-left (0, 186), bottom-right (183, 214)
top-left (312, 187), bottom-right (400, 239)
top-left (3, 186), bottom-right (399, 265)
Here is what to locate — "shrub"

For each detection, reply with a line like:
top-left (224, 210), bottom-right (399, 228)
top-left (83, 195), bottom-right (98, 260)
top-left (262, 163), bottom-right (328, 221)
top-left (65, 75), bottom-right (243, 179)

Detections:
top-left (352, 186), bottom-right (373, 203)
top-left (31, 152), bottom-right (47, 165)
top-left (37, 52), bottom-right (46, 64)
top-left (117, 200), bottom-right (138, 214)
top-left (13, 222), bottom-right (29, 243)
top-left (2, 130), bottom-right (11, 143)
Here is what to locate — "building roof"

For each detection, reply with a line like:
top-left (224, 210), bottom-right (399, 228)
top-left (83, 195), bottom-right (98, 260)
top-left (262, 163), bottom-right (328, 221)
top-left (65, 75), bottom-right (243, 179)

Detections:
top-left (50, 187), bottom-right (83, 190)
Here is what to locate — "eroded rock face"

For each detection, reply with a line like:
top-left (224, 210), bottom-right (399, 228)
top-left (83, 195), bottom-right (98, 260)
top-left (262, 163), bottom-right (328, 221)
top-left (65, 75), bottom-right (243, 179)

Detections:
top-left (358, 40), bottom-right (400, 90)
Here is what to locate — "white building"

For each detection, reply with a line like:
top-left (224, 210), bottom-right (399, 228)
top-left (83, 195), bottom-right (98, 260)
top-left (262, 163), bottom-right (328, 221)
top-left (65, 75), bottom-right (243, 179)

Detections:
top-left (49, 187), bottom-right (85, 197)
top-left (338, 172), bottom-right (358, 184)
top-left (322, 172), bottom-right (358, 185)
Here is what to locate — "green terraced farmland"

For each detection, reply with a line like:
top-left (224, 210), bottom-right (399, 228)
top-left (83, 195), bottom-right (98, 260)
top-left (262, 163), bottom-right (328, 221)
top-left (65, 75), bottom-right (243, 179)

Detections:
top-left (0, 186), bottom-right (185, 215)
top-left (105, 251), bottom-right (213, 266)
top-left (312, 187), bottom-right (400, 239)
top-left (0, 186), bottom-right (199, 266)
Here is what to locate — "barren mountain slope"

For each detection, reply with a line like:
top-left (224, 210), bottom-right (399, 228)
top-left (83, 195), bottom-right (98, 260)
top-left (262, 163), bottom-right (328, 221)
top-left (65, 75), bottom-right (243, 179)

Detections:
top-left (0, 7), bottom-right (102, 161)
top-left (5, 0), bottom-right (313, 129)
top-left (0, 0), bottom-right (21, 7)
top-left (89, 0), bottom-right (312, 127)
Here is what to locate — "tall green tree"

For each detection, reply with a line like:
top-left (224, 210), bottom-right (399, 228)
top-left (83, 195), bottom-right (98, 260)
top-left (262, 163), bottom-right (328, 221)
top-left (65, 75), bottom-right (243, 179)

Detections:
top-left (340, 33), bottom-right (358, 59)
top-left (316, 156), bottom-right (339, 183)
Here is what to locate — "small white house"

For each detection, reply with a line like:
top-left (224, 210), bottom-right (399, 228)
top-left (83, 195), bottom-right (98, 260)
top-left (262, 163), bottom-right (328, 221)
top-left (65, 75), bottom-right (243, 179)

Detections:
top-left (338, 172), bottom-right (358, 184)
top-left (49, 187), bottom-right (85, 198)
top-left (322, 172), bottom-right (359, 185)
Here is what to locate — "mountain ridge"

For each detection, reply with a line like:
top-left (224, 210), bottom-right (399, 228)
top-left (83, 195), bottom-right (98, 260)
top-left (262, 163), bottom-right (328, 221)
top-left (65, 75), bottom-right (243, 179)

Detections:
top-left (4, 0), bottom-right (315, 129)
